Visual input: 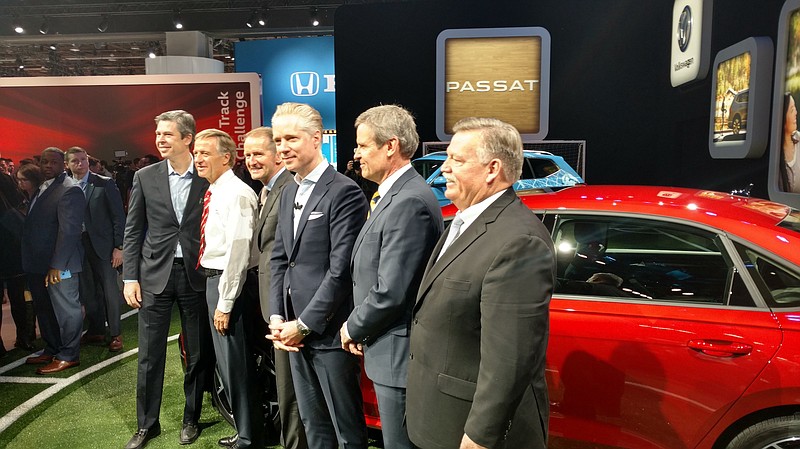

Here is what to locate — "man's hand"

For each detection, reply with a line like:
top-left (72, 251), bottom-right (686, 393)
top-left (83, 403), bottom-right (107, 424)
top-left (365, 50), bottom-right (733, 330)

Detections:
top-left (267, 318), bottom-right (302, 352)
top-left (214, 309), bottom-right (230, 335)
top-left (340, 323), bottom-right (364, 356)
top-left (123, 282), bottom-right (142, 308)
top-left (111, 248), bottom-right (123, 269)
top-left (44, 268), bottom-right (62, 287)
top-left (460, 434), bottom-right (488, 449)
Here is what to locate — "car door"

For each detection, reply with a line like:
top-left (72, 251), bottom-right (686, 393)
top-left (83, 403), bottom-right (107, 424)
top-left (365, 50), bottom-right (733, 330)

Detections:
top-left (543, 213), bottom-right (782, 449)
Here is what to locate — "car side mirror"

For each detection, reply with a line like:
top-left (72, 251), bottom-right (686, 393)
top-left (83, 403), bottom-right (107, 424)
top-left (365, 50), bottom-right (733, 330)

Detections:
top-left (431, 175), bottom-right (446, 187)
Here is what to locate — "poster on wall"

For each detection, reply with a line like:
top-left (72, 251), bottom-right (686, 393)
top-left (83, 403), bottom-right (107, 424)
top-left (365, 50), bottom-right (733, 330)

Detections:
top-left (769, 0), bottom-right (800, 207)
top-left (0, 73), bottom-right (261, 164)
top-left (435, 27), bottom-right (551, 142)
top-left (235, 37), bottom-right (337, 165)
top-left (707, 37), bottom-right (772, 159)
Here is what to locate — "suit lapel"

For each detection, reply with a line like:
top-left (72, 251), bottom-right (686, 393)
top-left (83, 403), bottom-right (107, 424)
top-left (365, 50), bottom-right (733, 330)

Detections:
top-left (416, 189), bottom-right (517, 307)
top-left (291, 166), bottom-right (333, 256)
top-left (260, 170), bottom-right (292, 248)
top-left (182, 169), bottom-right (205, 224)
top-left (152, 162), bottom-right (179, 224)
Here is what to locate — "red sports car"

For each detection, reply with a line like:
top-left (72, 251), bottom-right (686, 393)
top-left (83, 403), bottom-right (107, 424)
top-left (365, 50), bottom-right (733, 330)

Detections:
top-left (368, 185), bottom-right (800, 449)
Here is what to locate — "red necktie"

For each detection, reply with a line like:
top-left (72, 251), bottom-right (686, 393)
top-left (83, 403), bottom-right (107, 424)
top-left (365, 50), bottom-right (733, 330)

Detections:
top-left (196, 189), bottom-right (211, 269)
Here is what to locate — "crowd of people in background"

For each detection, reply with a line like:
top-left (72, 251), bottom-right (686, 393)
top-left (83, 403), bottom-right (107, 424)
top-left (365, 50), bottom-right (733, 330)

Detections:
top-left (0, 102), bottom-right (554, 449)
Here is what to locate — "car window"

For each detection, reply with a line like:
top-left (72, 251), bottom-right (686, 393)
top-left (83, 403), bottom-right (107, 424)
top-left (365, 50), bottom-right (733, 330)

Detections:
top-left (529, 158), bottom-right (560, 178)
top-left (411, 159), bottom-right (442, 180)
top-left (733, 243), bottom-right (800, 308)
top-left (552, 216), bottom-right (744, 305)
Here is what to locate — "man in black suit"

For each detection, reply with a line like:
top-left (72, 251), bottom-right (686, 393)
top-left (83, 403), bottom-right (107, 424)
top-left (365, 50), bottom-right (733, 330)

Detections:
top-left (66, 146), bottom-right (126, 352)
top-left (268, 102), bottom-right (369, 449)
top-left (244, 126), bottom-right (308, 449)
top-left (21, 147), bottom-right (86, 374)
top-left (340, 105), bottom-right (443, 449)
top-left (123, 110), bottom-right (210, 449)
top-left (407, 118), bottom-right (555, 449)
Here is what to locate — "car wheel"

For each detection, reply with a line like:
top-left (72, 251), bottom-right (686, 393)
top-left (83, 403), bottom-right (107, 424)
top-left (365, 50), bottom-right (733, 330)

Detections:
top-left (724, 414), bottom-right (800, 449)
top-left (211, 346), bottom-right (282, 445)
top-left (732, 115), bottom-right (742, 134)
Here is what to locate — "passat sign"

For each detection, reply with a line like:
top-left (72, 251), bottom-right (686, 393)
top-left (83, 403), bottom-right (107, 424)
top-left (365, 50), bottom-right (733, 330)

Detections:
top-left (235, 36), bottom-right (336, 129)
top-left (436, 27), bottom-right (551, 142)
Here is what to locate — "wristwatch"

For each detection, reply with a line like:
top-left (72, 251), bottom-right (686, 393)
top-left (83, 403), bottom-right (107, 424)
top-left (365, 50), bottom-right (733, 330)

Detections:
top-left (296, 320), bottom-right (311, 337)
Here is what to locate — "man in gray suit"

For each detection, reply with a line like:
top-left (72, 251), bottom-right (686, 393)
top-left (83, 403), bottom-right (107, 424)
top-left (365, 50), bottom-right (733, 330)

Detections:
top-left (340, 105), bottom-right (443, 449)
top-left (22, 147), bottom-right (86, 374)
top-left (244, 126), bottom-right (308, 449)
top-left (268, 102), bottom-right (368, 449)
top-left (66, 146), bottom-right (126, 352)
top-left (406, 118), bottom-right (555, 449)
top-left (123, 110), bottom-right (210, 449)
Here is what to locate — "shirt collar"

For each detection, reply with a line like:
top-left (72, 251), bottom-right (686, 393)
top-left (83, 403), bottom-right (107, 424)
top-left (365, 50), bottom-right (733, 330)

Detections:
top-left (209, 167), bottom-right (235, 191)
top-left (377, 163), bottom-right (413, 199)
top-left (167, 157), bottom-right (195, 177)
top-left (72, 172), bottom-right (90, 183)
top-left (294, 158), bottom-right (329, 185)
top-left (455, 190), bottom-right (506, 230)
top-left (266, 167), bottom-right (287, 191)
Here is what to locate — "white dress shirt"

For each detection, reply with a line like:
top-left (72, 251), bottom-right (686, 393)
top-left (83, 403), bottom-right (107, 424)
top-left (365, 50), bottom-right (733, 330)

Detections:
top-left (436, 190), bottom-right (506, 261)
top-left (292, 159), bottom-right (330, 236)
top-left (199, 169), bottom-right (259, 313)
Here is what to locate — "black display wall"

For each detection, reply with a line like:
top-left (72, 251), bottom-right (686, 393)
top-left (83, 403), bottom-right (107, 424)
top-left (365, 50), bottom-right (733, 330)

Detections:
top-left (333, 0), bottom-right (785, 198)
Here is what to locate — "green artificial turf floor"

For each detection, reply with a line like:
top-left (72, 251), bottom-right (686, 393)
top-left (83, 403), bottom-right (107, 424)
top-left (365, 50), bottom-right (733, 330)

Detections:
top-left (0, 306), bottom-right (382, 449)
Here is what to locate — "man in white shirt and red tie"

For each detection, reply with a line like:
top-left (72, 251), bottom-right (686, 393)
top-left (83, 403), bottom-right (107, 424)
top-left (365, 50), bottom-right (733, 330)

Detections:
top-left (194, 128), bottom-right (261, 449)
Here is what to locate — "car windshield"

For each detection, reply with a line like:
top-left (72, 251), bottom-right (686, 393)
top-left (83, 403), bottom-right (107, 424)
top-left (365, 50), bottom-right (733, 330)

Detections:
top-left (778, 210), bottom-right (800, 234)
top-left (412, 159), bottom-right (442, 179)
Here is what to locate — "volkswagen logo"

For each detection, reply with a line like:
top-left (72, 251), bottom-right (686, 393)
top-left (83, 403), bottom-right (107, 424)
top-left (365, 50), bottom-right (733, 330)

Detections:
top-left (677, 5), bottom-right (692, 52)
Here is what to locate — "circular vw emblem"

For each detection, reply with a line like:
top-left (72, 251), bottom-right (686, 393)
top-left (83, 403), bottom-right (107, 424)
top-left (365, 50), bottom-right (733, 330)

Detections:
top-left (677, 5), bottom-right (692, 52)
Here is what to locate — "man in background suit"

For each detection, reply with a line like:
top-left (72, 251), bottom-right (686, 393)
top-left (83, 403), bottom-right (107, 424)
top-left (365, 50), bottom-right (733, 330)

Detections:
top-left (123, 110), bottom-right (210, 449)
top-left (268, 102), bottom-right (369, 449)
top-left (340, 105), bottom-right (443, 449)
top-left (22, 147), bottom-right (86, 374)
top-left (407, 118), bottom-right (555, 449)
top-left (244, 127), bottom-right (308, 449)
top-left (66, 146), bottom-right (126, 352)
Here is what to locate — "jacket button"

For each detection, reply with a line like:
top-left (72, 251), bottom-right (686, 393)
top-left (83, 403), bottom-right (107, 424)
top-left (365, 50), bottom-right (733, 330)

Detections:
top-left (409, 353), bottom-right (413, 360)
top-left (289, 262), bottom-right (295, 267)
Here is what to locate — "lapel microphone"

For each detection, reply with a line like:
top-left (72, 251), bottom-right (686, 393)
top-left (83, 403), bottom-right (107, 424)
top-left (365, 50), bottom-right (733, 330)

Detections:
top-left (293, 202), bottom-right (302, 210)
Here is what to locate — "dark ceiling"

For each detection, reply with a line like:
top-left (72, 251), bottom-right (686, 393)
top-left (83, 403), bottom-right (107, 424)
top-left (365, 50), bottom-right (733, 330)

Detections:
top-left (0, 0), bottom-right (399, 77)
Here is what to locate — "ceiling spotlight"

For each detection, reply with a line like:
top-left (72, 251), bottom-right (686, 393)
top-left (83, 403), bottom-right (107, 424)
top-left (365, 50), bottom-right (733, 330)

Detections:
top-left (12, 16), bottom-right (24, 34)
top-left (258, 9), bottom-right (267, 26)
top-left (246, 10), bottom-right (257, 28)
top-left (97, 15), bottom-right (109, 33)
top-left (148, 48), bottom-right (157, 58)
top-left (173, 10), bottom-right (183, 30)
top-left (16, 56), bottom-right (24, 69)
top-left (49, 44), bottom-right (57, 51)
top-left (39, 17), bottom-right (49, 35)
top-left (310, 7), bottom-right (320, 27)
top-left (69, 44), bottom-right (80, 52)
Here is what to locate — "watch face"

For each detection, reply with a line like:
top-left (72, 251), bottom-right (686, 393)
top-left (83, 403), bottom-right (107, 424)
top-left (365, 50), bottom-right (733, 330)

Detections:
top-left (677, 5), bottom-right (692, 52)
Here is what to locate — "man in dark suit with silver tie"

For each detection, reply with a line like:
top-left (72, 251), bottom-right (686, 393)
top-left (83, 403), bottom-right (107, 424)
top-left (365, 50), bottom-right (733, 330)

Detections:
top-left (340, 105), bottom-right (443, 449)
top-left (407, 118), bottom-right (554, 449)
top-left (122, 110), bottom-right (210, 449)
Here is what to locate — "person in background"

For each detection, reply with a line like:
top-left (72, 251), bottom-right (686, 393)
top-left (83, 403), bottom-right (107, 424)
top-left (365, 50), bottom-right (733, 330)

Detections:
top-left (66, 146), bottom-right (126, 352)
top-left (194, 128), bottom-right (262, 449)
top-left (781, 93), bottom-right (800, 193)
top-left (341, 105), bottom-right (443, 449)
top-left (344, 159), bottom-right (378, 201)
top-left (244, 126), bottom-right (308, 449)
top-left (407, 118), bottom-right (554, 449)
top-left (21, 147), bottom-right (86, 375)
top-left (268, 102), bottom-right (369, 449)
top-left (122, 110), bottom-right (211, 449)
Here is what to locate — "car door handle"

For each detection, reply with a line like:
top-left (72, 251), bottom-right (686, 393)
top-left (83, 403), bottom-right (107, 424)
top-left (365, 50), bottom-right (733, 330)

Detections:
top-left (687, 340), bottom-right (753, 357)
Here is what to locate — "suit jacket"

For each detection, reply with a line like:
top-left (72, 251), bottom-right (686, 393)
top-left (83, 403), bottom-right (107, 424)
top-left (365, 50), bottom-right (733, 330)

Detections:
top-left (123, 160), bottom-right (209, 294)
top-left (346, 168), bottom-right (443, 387)
top-left (82, 172), bottom-right (126, 259)
top-left (254, 169), bottom-right (294, 322)
top-left (21, 172), bottom-right (86, 275)
top-left (269, 165), bottom-right (368, 350)
top-left (407, 188), bottom-right (554, 449)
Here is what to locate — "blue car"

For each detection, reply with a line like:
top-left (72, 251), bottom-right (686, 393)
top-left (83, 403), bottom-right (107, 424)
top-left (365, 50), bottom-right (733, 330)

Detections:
top-left (411, 150), bottom-right (584, 206)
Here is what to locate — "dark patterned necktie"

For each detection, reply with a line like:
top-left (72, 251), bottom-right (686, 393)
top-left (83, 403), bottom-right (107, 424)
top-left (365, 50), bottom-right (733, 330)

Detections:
top-left (368, 191), bottom-right (380, 219)
top-left (196, 189), bottom-right (212, 269)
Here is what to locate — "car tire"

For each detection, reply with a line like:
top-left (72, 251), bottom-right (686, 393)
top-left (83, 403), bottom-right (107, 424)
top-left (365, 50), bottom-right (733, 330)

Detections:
top-left (211, 345), bottom-right (282, 445)
top-left (724, 414), bottom-right (800, 449)
top-left (732, 115), bottom-right (742, 134)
